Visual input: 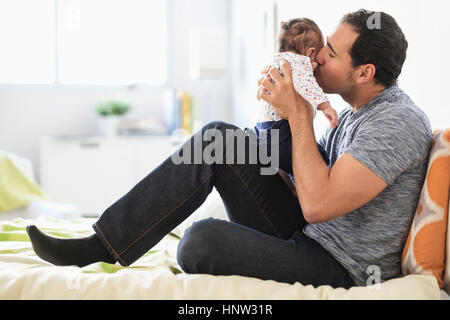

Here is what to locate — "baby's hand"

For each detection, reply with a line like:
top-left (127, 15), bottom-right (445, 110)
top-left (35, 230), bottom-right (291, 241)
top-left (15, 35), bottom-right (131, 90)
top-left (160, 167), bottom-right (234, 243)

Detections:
top-left (317, 102), bottom-right (339, 129)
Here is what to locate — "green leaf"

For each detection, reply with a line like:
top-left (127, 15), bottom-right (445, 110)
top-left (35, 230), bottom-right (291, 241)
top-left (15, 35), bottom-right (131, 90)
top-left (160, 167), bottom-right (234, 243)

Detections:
top-left (95, 99), bottom-right (131, 116)
top-left (142, 249), bottom-right (160, 257)
top-left (170, 266), bottom-right (183, 275)
top-left (0, 232), bottom-right (30, 242)
top-left (99, 262), bottom-right (126, 273)
top-left (168, 232), bottom-right (181, 240)
top-left (0, 247), bottom-right (32, 254)
top-left (1, 224), bottom-right (26, 232)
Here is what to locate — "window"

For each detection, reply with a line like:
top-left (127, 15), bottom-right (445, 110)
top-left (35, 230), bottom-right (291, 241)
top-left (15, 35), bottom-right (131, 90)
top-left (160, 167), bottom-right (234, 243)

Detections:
top-left (0, 0), bottom-right (167, 85)
top-left (0, 0), bottom-right (56, 84)
top-left (58, 0), bottom-right (167, 85)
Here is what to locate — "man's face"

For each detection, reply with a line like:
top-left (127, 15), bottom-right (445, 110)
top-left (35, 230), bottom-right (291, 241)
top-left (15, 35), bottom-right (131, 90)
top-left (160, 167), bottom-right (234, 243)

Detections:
top-left (314, 22), bottom-right (359, 95)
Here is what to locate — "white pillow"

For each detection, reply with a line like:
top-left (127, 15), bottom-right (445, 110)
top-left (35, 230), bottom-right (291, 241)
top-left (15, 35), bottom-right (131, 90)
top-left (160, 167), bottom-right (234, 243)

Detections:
top-left (170, 187), bottom-right (228, 238)
top-left (0, 150), bottom-right (36, 183)
top-left (0, 200), bottom-right (82, 221)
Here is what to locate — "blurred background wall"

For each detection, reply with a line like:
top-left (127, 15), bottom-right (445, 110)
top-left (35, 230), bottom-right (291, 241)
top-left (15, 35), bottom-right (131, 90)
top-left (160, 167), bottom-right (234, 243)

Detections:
top-left (0, 0), bottom-right (448, 184)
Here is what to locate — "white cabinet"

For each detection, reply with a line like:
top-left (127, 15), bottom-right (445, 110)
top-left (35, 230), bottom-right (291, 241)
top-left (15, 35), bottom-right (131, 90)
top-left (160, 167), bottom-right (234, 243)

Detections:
top-left (40, 135), bottom-right (178, 217)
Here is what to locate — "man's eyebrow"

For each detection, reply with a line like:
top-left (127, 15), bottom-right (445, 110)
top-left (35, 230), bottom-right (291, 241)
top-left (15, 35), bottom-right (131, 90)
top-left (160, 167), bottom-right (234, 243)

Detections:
top-left (327, 38), bottom-right (338, 55)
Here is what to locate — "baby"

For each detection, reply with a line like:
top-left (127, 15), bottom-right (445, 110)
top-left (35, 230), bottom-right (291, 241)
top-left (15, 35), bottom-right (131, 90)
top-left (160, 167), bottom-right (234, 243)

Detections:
top-left (255, 18), bottom-right (338, 178)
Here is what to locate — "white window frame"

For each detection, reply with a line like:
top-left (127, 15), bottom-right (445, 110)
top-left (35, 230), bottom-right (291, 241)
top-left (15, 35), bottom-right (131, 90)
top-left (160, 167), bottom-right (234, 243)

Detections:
top-left (0, 0), bottom-right (169, 87)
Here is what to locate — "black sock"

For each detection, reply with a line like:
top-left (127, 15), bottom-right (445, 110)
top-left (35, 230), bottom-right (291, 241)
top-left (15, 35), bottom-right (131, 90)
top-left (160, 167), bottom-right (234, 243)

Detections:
top-left (26, 225), bottom-right (116, 267)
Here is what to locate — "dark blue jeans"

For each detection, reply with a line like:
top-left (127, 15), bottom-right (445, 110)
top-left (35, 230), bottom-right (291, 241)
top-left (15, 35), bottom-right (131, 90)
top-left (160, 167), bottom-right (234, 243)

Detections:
top-left (255, 119), bottom-right (330, 174)
top-left (92, 121), bottom-right (354, 289)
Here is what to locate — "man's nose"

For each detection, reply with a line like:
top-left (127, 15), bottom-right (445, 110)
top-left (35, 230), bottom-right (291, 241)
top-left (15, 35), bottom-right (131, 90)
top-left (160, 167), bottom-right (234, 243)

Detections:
top-left (315, 48), bottom-right (325, 65)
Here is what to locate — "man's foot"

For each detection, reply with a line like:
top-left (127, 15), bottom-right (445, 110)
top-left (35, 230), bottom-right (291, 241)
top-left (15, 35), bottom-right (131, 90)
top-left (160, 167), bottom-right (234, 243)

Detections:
top-left (26, 225), bottom-right (116, 267)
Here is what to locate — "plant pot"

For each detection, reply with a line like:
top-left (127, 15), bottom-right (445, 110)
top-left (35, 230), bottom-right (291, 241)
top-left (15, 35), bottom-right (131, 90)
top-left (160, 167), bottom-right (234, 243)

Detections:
top-left (98, 115), bottom-right (122, 137)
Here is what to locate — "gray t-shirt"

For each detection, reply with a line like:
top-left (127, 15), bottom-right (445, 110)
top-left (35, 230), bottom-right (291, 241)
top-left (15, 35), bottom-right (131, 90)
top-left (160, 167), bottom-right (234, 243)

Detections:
top-left (303, 84), bottom-right (433, 286)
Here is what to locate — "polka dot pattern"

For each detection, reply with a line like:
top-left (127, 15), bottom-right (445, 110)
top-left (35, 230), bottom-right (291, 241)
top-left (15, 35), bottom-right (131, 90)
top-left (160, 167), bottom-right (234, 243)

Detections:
top-left (258, 52), bottom-right (329, 122)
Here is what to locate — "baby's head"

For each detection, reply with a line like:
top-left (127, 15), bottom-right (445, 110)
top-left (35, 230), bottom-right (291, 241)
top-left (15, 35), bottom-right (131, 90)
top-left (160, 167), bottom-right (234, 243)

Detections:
top-left (278, 18), bottom-right (324, 62)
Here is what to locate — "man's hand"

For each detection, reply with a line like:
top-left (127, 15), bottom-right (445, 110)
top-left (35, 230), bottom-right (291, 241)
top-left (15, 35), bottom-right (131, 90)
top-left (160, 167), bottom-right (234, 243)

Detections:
top-left (259, 61), bottom-right (314, 123)
top-left (256, 65), bottom-right (272, 101)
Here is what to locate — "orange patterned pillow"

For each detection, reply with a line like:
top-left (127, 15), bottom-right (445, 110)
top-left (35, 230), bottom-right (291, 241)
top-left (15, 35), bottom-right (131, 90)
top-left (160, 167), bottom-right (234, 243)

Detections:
top-left (402, 128), bottom-right (450, 288)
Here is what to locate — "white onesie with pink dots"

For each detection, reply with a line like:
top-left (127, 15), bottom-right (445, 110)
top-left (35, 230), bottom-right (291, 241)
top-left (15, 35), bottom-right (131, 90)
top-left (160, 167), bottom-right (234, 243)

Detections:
top-left (258, 51), bottom-right (329, 122)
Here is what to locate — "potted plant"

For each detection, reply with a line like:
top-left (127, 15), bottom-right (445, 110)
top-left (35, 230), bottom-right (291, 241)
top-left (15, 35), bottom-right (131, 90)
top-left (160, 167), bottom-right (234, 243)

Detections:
top-left (95, 99), bottom-right (131, 136)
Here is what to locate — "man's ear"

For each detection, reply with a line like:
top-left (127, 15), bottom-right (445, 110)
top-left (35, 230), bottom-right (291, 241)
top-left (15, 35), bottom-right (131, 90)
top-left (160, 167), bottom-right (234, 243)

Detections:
top-left (356, 64), bottom-right (376, 85)
top-left (305, 47), bottom-right (316, 58)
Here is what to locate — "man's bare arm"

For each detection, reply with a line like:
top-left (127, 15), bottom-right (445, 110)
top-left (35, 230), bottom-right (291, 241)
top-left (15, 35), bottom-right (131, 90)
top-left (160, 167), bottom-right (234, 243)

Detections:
top-left (259, 61), bottom-right (387, 223)
top-left (289, 116), bottom-right (388, 223)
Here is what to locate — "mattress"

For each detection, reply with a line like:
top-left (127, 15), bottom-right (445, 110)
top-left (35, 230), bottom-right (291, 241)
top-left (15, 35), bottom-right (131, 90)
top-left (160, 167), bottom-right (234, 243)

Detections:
top-left (0, 190), bottom-right (442, 300)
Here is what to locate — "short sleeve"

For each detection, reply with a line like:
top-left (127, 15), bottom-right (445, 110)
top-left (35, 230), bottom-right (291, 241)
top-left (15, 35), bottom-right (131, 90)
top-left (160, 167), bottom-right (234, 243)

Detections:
top-left (343, 107), bottom-right (432, 185)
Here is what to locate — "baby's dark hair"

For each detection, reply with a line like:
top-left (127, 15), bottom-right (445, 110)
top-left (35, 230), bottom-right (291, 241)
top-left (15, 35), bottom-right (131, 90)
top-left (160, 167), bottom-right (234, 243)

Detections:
top-left (278, 18), bottom-right (324, 55)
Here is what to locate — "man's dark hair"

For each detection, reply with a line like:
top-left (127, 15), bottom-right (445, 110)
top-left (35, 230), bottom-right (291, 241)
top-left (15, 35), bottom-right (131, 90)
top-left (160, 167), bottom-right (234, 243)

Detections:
top-left (342, 9), bottom-right (408, 88)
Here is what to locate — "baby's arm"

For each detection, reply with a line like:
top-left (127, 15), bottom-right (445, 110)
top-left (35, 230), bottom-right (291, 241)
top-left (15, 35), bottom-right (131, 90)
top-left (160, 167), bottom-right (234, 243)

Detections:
top-left (290, 56), bottom-right (329, 112)
top-left (288, 56), bottom-right (339, 127)
top-left (317, 102), bottom-right (339, 128)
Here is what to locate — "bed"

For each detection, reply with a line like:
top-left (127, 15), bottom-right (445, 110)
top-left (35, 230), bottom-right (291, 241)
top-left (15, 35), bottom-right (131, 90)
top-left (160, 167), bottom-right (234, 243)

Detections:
top-left (1, 128), bottom-right (450, 300)
top-left (0, 189), bottom-right (446, 300)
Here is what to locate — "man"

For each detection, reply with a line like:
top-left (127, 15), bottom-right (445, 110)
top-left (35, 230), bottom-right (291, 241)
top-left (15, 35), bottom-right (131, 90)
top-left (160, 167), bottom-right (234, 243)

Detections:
top-left (27, 9), bottom-right (432, 289)
top-left (259, 9), bottom-right (432, 286)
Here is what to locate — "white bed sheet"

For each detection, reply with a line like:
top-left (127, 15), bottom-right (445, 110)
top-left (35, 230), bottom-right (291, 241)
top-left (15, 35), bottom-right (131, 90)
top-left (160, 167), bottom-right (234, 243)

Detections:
top-left (0, 189), bottom-right (442, 300)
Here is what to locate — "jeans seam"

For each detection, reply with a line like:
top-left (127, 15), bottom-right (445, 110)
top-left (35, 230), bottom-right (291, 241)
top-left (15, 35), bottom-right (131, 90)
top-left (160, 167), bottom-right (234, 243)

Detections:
top-left (93, 224), bottom-right (129, 266)
top-left (225, 163), bottom-right (282, 238)
top-left (116, 172), bottom-right (214, 259)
